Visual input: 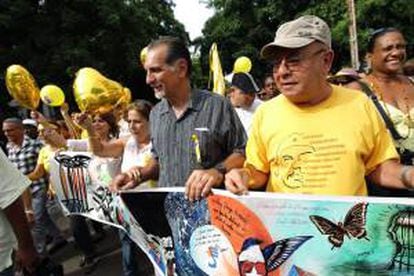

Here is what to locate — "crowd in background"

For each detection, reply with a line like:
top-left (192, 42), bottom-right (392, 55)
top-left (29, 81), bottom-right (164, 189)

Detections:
top-left (1, 15), bottom-right (414, 276)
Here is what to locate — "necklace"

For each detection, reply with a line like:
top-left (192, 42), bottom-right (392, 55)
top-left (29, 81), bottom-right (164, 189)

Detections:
top-left (368, 75), bottom-right (414, 129)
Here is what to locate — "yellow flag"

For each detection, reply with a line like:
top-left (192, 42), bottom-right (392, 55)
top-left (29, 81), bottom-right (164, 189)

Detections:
top-left (209, 43), bottom-right (226, 96)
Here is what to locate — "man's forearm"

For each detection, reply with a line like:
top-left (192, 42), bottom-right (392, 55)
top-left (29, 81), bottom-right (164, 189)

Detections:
top-left (244, 163), bottom-right (268, 190)
top-left (21, 189), bottom-right (33, 212)
top-left (368, 159), bottom-right (414, 190)
top-left (221, 152), bottom-right (245, 171)
top-left (4, 197), bottom-right (35, 249)
top-left (140, 158), bottom-right (159, 182)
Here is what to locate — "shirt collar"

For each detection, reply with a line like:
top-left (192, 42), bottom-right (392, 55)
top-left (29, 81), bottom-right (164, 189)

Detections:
top-left (159, 89), bottom-right (204, 115)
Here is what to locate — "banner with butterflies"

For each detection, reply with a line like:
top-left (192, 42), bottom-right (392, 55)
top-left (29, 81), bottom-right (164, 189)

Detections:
top-left (137, 191), bottom-right (414, 276)
top-left (50, 153), bottom-right (414, 275)
top-left (49, 152), bottom-right (171, 275)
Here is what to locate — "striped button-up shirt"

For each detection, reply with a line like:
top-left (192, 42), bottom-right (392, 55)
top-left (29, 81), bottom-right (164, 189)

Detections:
top-left (6, 136), bottom-right (47, 193)
top-left (150, 89), bottom-right (247, 187)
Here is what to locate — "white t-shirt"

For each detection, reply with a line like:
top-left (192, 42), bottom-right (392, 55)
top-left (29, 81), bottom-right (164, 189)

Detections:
top-left (121, 136), bottom-right (156, 189)
top-left (118, 119), bottom-right (131, 139)
top-left (0, 150), bottom-right (31, 271)
top-left (235, 97), bottom-right (263, 136)
top-left (66, 139), bottom-right (122, 188)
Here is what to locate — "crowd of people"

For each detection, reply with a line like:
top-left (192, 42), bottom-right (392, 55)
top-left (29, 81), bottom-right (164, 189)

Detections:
top-left (1, 14), bottom-right (413, 276)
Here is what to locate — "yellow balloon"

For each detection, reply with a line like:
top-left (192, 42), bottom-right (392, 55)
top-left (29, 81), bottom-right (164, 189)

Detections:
top-left (73, 67), bottom-right (132, 114)
top-left (140, 46), bottom-right (148, 66)
top-left (5, 65), bottom-right (40, 109)
top-left (40, 85), bottom-right (65, 107)
top-left (233, 56), bottom-right (252, 73)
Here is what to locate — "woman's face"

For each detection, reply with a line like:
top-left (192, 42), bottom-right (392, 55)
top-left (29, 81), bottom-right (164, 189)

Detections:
top-left (38, 126), bottom-right (58, 145)
top-left (92, 116), bottom-right (111, 138)
top-left (370, 31), bottom-right (406, 75)
top-left (127, 109), bottom-right (149, 138)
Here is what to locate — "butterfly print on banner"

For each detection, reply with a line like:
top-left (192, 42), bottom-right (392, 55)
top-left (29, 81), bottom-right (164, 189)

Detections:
top-left (309, 202), bottom-right (369, 249)
top-left (238, 235), bottom-right (313, 275)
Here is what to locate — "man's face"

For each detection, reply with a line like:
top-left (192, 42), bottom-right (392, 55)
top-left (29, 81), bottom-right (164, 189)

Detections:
top-left (2, 122), bottom-right (24, 144)
top-left (272, 42), bottom-right (332, 105)
top-left (144, 45), bottom-right (182, 99)
top-left (24, 125), bottom-right (38, 139)
top-left (258, 76), bottom-right (277, 101)
top-left (228, 86), bottom-right (247, 107)
top-left (370, 31), bottom-right (406, 75)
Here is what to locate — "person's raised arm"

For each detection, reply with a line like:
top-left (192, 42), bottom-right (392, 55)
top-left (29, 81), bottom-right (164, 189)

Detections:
top-left (74, 112), bottom-right (125, 157)
top-left (60, 103), bottom-right (81, 139)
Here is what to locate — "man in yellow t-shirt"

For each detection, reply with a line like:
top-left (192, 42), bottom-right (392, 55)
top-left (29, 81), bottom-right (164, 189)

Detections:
top-left (225, 15), bottom-right (414, 196)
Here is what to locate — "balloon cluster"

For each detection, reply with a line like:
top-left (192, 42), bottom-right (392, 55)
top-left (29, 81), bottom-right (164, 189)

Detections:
top-left (5, 65), bottom-right (131, 114)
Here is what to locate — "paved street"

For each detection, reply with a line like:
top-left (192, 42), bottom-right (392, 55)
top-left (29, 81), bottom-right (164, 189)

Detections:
top-left (50, 224), bottom-right (154, 275)
top-left (50, 226), bottom-right (123, 275)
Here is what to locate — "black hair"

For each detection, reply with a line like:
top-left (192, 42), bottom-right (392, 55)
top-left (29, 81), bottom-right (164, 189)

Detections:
top-left (147, 36), bottom-right (192, 76)
top-left (367, 27), bottom-right (402, 53)
top-left (262, 74), bottom-right (274, 85)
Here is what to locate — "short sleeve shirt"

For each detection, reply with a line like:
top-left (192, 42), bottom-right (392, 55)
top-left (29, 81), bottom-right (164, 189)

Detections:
top-left (7, 136), bottom-right (47, 193)
top-left (246, 85), bottom-right (398, 196)
top-left (0, 150), bottom-right (31, 271)
top-left (150, 89), bottom-right (247, 187)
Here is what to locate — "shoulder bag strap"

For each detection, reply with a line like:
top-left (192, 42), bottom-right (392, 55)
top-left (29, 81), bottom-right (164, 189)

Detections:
top-left (358, 80), bottom-right (403, 140)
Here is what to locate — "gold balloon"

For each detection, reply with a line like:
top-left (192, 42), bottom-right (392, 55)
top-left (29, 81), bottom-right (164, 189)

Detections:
top-left (5, 65), bottom-right (40, 109)
top-left (73, 67), bottom-right (132, 114)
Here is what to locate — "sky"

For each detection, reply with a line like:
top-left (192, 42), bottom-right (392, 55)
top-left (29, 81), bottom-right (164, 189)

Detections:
top-left (173, 0), bottom-right (214, 41)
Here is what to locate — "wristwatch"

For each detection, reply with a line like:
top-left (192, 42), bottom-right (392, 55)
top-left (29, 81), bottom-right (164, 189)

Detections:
top-left (214, 163), bottom-right (227, 175)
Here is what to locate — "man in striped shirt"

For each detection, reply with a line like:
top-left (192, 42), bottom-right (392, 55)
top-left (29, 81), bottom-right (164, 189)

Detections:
top-left (2, 118), bottom-right (64, 256)
top-left (111, 36), bottom-right (247, 201)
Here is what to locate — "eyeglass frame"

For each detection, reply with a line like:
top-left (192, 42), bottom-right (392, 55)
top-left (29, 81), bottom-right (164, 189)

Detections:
top-left (271, 48), bottom-right (328, 73)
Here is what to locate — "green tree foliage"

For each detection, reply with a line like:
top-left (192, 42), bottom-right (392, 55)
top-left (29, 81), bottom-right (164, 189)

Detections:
top-left (0, 0), bottom-right (187, 115)
top-left (196, 0), bottom-right (414, 86)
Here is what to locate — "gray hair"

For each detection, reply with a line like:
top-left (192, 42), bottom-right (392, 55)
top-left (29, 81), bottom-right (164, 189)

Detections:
top-left (3, 117), bottom-right (23, 126)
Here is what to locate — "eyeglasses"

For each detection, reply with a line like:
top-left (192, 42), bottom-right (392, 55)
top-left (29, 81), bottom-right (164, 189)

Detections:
top-left (272, 48), bottom-right (327, 72)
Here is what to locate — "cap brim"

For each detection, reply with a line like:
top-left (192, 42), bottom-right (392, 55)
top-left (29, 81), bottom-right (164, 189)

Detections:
top-left (260, 38), bottom-right (315, 60)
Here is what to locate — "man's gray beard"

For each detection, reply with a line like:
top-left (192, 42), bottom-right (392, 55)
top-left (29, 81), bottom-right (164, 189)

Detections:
top-left (154, 91), bottom-right (164, 100)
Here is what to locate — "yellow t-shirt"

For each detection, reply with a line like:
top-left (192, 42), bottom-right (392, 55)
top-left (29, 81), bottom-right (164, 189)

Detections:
top-left (246, 85), bottom-right (398, 196)
top-left (37, 145), bottom-right (54, 173)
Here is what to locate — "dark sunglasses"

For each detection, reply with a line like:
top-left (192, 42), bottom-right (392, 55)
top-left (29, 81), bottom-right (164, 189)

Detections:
top-left (370, 27), bottom-right (398, 37)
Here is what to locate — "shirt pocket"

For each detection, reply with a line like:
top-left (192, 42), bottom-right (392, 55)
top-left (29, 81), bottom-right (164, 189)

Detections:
top-left (194, 128), bottom-right (221, 167)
